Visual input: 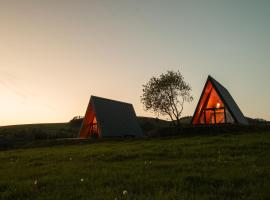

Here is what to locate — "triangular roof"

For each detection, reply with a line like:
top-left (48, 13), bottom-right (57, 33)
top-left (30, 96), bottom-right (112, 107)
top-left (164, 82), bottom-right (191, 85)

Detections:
top-left (79, 96), bottom-right (143, 138)
top-left (192, 76), bottom-right (248, 125)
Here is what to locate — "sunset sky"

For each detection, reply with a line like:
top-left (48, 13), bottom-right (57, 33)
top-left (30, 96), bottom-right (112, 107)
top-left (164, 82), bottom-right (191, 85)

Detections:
top-left (0, 0), bottom-right (270, 126)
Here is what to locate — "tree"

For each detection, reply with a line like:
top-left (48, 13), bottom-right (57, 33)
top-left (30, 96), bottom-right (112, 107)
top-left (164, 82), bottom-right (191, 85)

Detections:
top-left (141, 70), bottom-right (193, 127)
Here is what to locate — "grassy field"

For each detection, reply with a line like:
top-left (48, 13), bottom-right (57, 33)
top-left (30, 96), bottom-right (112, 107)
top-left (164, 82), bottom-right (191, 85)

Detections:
top-left (0, 131), bottom-right (270, 200)
top-left (0, 117), bottom-right (170, 149)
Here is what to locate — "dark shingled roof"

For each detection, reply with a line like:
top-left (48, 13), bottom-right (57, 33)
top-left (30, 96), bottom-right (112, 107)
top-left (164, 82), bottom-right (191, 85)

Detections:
top-left (84, 96), bottom-right (143, 137)
top-left (207, 76), bottom-right (248, 125)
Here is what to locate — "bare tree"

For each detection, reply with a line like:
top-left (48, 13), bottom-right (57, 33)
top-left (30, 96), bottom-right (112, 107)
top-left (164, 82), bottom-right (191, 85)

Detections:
top-left (141, 70), bottom-right (193, 127)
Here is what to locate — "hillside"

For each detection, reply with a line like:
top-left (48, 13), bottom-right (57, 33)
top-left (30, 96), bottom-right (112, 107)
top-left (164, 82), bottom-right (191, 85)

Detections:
top-left (0, 131), bottom-right (270, 200)
top-left (0, 116), bottom-right (269, 150)
top-left (0, 117), bottom-right (171, 149)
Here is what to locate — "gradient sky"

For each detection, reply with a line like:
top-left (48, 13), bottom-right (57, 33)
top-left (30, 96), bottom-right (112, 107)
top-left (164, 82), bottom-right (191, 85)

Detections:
top-left (0, 0), bottom-right (270, 126)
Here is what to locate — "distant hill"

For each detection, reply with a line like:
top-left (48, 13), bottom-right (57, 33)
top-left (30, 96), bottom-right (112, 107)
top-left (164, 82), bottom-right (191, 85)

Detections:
top-left (179, 116), bottom-right (192, 124)
top-left (68, 116), bottom-right (192, 129)
top-left (246, 117), bottom-right (269, 125)
top-left (0, 115), bottom-right (269, 150)
top-left (0, 123), bottom-right (78, 150)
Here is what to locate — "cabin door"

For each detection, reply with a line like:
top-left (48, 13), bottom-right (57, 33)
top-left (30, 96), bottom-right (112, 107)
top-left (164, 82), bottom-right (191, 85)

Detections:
top-left (89, 116), bottom-right (100, 138)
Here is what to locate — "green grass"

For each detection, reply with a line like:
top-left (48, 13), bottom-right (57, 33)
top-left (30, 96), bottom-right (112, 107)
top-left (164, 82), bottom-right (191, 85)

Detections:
top-left (0, 131), bottom-right (270, 200)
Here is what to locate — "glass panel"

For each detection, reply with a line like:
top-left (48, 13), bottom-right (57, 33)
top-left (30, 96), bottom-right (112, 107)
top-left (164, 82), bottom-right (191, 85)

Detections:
top-left (93, 116), bottom-right (97, 124)
top-left (215, 108), bottom-right (225, 123)
top-left (91, 124), bottom-right (98, 133)
top-left (192, 80), bottom-right (213, 124)
top-left (205, 110), bottom-right (215, 124)
top-left (206, 89), bottom-right (224, 109)
top-left (225, 109), bottom-right (235, 123)
top-left (89, 116), bottom-right (100, 137)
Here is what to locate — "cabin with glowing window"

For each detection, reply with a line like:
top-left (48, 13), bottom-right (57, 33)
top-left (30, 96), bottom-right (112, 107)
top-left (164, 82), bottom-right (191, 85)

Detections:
top-left (79, 96), bottom-right (143, 138)
top-left (192, 76), bottom-right (248, 125)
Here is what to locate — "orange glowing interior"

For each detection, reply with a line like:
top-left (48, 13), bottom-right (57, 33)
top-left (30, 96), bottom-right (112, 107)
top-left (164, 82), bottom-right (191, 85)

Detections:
top-left (193, 80), bottom-right (235, 125)
top-left (79, 103), bottom-right (101, 138)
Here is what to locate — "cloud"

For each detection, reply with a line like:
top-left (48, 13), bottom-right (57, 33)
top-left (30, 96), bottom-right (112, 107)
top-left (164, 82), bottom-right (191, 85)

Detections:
top-left (0, 70), bottom-right (35, 99)
top-left (41, 102), bottom-right (56, 111)
top-left (0, 79), bottom-right (28, 99)
top-left (0, 70), bottom-right (56, 111)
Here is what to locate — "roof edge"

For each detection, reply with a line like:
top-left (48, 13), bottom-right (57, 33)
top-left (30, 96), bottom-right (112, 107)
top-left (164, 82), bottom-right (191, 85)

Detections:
top-left (90, 95), bottom-right (133, 106)
top-left (191, 76), bottom-right (212, 124)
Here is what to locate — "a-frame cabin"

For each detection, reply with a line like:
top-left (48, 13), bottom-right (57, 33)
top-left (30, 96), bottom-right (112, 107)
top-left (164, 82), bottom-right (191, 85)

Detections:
top-left (79, 96), bottom-right (143, 138)
top-left (192, 76), bottom-right (248, 125)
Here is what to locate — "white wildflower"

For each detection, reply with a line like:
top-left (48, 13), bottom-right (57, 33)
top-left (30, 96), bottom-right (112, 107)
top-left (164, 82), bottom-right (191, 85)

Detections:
top-left (123, 190), bottom-right (128, 195)
top-left (34, 180), bottom-right (38, 185)
top-left (80, 178), bottom-right (84, 182)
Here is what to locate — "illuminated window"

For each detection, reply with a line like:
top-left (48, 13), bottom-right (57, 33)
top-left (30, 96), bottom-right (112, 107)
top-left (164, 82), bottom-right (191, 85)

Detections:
top-left (89, 116), bottom-right (100, 137)
top-left (194, 81), bottom-right (228, 124)
top-left (192, 76), bottom-right (245, 125)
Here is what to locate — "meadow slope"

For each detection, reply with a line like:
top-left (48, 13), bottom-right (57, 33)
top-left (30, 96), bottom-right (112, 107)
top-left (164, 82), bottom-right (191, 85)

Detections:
top-left (0, 131), bottom-right (270, 200)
